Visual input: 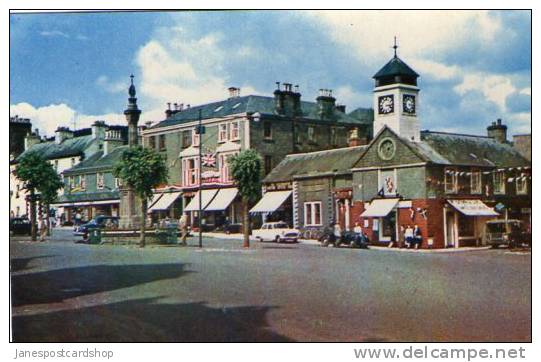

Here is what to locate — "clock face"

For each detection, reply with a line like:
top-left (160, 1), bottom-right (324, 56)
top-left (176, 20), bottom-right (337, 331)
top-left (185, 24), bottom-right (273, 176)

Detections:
top-left (378, 95), bottom-right (394, 114)
top-left (403, 95), bottom-right (416, 114)
top-left (378, 138), bottom-right (396, 160)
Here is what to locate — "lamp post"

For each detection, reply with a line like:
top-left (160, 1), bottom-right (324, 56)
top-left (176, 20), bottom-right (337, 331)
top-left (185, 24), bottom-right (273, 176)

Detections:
top-left (197, 109), bottom-right (204, 248)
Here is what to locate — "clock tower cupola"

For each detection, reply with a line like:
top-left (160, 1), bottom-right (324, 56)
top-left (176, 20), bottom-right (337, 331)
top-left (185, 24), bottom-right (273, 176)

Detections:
top-left (373, 38), bottom-right (420, 141)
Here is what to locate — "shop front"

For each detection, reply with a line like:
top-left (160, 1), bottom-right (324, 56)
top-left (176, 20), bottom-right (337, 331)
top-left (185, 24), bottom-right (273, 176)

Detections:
top-left (250, 190), bottom-right (293, 227)
top-left (183, 188), bottom-right (241, 231)
top-left (444, 199), bottom-right (499, 247)
top-left (360, 198), bottom-right (401, 244)
top-left (147, 190), bottom-right (183, 224)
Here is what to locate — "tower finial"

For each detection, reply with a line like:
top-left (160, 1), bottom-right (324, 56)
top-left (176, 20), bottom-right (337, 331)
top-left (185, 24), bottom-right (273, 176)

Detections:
top-left (393, 36), bottom-right (398, 58)
top-left (130, 74), bottom-right (134, 85)
top-left (128, 74), bottom-right (136, 97)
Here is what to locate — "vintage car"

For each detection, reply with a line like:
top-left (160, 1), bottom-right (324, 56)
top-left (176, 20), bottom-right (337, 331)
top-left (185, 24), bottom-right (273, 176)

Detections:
top-left (252, 222), bottom-right (299, 243)
top-left (485, 219), bottom-right (530, 248)
top-left (74, 216), bottom-right (119, 237)
top-left (10, 217), bottom-right (32, 236)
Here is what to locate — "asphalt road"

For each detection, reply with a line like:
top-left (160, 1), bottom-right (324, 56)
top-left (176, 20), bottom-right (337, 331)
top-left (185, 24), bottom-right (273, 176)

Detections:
top-left (10, 228), bottom-right (531, 342)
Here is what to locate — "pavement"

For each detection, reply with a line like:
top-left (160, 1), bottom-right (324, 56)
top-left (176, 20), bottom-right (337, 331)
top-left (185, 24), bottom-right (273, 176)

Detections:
top-left (10, 228), bottom-right (531, 342)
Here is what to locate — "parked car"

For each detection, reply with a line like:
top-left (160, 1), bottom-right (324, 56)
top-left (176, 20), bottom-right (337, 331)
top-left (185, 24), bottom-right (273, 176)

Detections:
top-left (74, 216), bottom-right (119, 237)
top-left (10, 217), bottom-right (32, 236)
top-left (485, 219), bottom-right (529, 248)
top-left (253, 222), bottom-right (299, 243)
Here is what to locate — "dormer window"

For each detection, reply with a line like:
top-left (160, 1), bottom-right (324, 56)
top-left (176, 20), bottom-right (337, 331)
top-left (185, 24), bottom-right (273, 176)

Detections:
top-left (444, 168), bottom-right (458, 194)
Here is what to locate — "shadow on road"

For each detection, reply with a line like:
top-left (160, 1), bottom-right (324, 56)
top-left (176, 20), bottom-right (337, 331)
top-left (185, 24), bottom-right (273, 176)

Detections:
top-left (10, 255), bottom-right (57, 272)
top-left (12, 297), bottom-right (293, 342)
top-left (11, 263), bottom-right (191, 307)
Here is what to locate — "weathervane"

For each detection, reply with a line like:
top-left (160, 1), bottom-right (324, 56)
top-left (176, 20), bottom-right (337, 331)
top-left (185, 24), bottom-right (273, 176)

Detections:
top-left (393, 36), bottom-right (398, 57)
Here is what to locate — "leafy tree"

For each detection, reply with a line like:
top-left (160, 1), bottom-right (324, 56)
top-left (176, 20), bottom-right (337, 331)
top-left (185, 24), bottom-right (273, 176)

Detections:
top-left (39, 169), bottom-right (64, 235)
top-left (229, 149), bottom-right (262, 247)
top-left (113, 146), bottom-right (168, 247)
top-left (14, 153), bottom-right (62, 241)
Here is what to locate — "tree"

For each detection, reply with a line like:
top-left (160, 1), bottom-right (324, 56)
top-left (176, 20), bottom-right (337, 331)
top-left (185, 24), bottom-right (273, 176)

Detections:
top-left (113, 146), bottom-right (168, 247)
top-left (229, 149), bottom-right (262, 248)
top-left (14, 153), bottom-right (62, 241)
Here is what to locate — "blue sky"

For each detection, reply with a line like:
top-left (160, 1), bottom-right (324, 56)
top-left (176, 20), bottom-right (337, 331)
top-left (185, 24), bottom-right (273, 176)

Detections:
top-left (10, 10), bottom-right (531, 137)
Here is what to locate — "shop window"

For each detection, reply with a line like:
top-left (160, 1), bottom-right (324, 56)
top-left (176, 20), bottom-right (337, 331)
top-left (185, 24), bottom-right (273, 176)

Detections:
top-left (444, 168), bottom-right (458, 193)
top-left (264, 155), bottom-right (273, 175)
top-left (457, 212), bottom-right (474, 237)
top-left (183, 157), bottom-right (199, 186)
top-left (159, 134), bottom-right (166, 150)
top-left (96, 172), bottom-right (104, 190)
top-left (148, 136), bottom-right (156, 149)
top-left (182, 130), bottom-right (192, 148)
top-left (516, 177), bottom-right (528, 195)
top-left (493, 171), bottom-right (505, 194)
top-left (218, 123), bottom-right (228, 142)
top-left (230, 121), bottom-right (240, 141)
top-left (263, 121), bottom-right (272, 140)
top-left (304, 202), bottom-right (322, 226)
top-left (381, 211), bottom-right (396, 239)
top-left (470, 170), bottom-right (481, 194)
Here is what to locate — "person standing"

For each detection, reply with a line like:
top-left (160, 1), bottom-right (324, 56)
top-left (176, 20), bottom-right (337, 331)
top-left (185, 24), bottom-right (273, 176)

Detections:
top-left (398, 225), bottom-right (406, 248)
top-left (413, 224), bottom-right (422, 249)
top-left (179, 214), bottom-right (188, 246)
top-left (39, 218), bottom-right (48, 242)
top-left (405, 225), bottom-right (414, 248)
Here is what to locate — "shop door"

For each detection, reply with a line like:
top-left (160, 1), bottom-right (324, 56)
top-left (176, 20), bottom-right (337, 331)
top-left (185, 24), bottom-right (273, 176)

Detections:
top-left (446, 211), bottom-right (456, 247)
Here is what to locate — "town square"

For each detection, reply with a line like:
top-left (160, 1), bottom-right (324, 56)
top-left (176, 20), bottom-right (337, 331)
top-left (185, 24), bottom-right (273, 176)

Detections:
top-left (9, 10), bottom-right (531, 343)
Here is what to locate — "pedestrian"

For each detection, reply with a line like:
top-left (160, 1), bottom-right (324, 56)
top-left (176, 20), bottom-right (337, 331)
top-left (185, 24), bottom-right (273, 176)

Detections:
top-left (179, 214), bottom-right (188, 246)
top-left (353, 222), bottom-right (362, 235)
top-left (398, 225), bottom-right (405, 248)
top-left (405, 225), bottom-right (414, 248)
top-left (413, 224), bottom-right (422, 249)
top-left (333, 223), bottom-right (342, 243)
top-left (75, 211), bottom-right (81, 226)
top-left (39, 218), bottom-right (48, 242)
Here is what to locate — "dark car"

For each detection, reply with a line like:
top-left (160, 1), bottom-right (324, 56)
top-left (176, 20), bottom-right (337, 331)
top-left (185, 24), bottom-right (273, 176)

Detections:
top-left (485, 219), bottom-right (529, 248)
top-left (74, 216), bottom-right (119, 237)
top-left (10, 217), bottom-right (32, 236)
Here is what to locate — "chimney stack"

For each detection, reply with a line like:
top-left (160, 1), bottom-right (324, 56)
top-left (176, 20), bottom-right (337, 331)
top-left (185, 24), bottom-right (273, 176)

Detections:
top-left (228, 87), bottom-right (240, 98)
top-left (24, 129), bottom-right (41, 150)
top-left (103, 129), bottom-right (123, 156)
top-left (487, 118), bottom-right (508, 143)
top-left (273, 81), bottom-right (302, 117)
top-left (91, 120), bottom-right (107, 140)
top-left (55, 126), bottom-right (74, 144)
top-left (316, 89), bottom-right (336, 120)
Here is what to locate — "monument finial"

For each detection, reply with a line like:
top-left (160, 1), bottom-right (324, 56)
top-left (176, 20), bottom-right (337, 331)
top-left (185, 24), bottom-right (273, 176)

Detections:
top-left (393, 36), bottom-right (398, 58)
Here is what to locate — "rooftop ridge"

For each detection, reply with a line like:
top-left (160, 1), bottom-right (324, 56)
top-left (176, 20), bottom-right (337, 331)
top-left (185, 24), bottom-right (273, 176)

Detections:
top-left (421, 130), bottom-right (493, 139)
top-left (285, 145), bottom-right (368, 158)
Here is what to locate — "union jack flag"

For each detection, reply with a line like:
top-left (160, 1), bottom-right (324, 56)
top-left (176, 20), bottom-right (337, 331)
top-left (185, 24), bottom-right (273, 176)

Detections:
top-left (202, 152), bottom-right (216, 167)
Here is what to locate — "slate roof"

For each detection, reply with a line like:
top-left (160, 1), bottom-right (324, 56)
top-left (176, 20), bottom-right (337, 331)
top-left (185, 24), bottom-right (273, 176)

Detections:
top-left (373, 56), bottom-right (419, 79)
top-left (16, 135), bottom-right (95, 162)
top-left (63, 146), bottom-right (128, 174)
top-left (264, 145), bottom-right (368, 183)
top-left (55, 190), bottom-right (120, 204)
top-left (348, 108), bottom-right (374, 125)
top-left (151, 95), bottom-right (373, 129)
top-left (412, 131), bottom-right (531, 168)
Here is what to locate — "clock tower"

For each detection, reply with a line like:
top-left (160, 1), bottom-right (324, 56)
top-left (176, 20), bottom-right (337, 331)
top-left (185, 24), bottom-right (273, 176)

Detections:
top-left (373, 40), bottom-right (420, 141)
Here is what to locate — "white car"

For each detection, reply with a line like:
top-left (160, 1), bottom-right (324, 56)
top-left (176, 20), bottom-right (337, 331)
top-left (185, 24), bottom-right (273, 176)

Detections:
top-left (253, 222), bottom-right (300, 243)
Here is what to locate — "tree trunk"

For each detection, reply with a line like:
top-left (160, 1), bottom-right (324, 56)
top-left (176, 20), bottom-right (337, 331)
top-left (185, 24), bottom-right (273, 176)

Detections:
top-left (243, 197), bottom-right (250, 248)
top-left (46, 203), bottom-right (51, 236)
top-left (139, 197), bottom-right (147, 248)
top-left (30, 191), bottom-right (37, 241)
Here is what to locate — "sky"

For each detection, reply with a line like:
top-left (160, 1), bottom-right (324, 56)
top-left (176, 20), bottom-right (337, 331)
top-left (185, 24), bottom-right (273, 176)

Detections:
top-left (9, 10), bottom-right (531, 137)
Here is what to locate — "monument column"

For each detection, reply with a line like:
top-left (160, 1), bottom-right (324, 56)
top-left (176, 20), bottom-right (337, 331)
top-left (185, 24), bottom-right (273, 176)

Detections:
top-left (119, 75), bottom-right (142, 229)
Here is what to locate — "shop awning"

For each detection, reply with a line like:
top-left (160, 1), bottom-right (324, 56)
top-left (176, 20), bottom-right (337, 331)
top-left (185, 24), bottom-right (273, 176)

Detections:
top-left (54, 200), bottom-right (119, 207)
top-left (148, 191), bottom-right (182, 212)
top-left (250, 190), bottom-right (292, 213)
top-left (205, 188), bottom-right (238, 211)
top-left (361, 198), bottom-right (400, 218)
top-left (184, 189), bottom-right (219, 212)
top-left (147, 193), bottom-right (164, 209)
top-left (447, 199), bottom-right (499, 217)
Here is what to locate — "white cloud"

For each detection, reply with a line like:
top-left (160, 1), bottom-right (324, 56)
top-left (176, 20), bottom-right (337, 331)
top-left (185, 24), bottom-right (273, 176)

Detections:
top-left (9, 102), bottom-right (125, 137)
top-left (40, 30), bottom-right (69, 38)
top-left (96, 75), bottom-right (125, 94)
top-left (333, 85), bottom-right (371, 110)
top-left (454, 73), bottom-right (516, 111)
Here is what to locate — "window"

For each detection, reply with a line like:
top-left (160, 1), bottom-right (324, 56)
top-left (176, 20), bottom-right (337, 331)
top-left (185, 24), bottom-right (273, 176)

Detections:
top-left (219, 152), bottom-right (238, 182)
top-left (230, 121), bottom-right (240, 141)
top-left (97, 172), bottom-right (104, 190)
top-left (69, 176), bottom-right (75, 190)
top-left (516, 177), bottom-right (528, 195)
top-left (263, 121), bottom-right (272, 139)
top-left (218, 123), bottom-right (228, 142)
top-left (304, 202), bottom-right (322, 226)
top-left (264, 155), bottom-right (273, 175)
top-left (308, 126), bottom-right (315, 142)
top-left (493, 171), bottom-right (505, 194)
top-left (148, 136), bottom-right (156, 149)
top-left (470, 170), bottom-right (481, 194)
top-left (115, 177), bottom-right (121, 189)
top-left (444, 168), bottom-right (458, 193)
top-left (294, 125), bottom-right (301, 144)
top-left (192, 129), bottom-right (200, 146)
top-left (71, 158), bottom-right (76, 167)
top-left (181, 130), bottom-right (192, 148)
top-left (330, 127), bottom-right (337, 146)
top-left (159, 134), bottom-right (166, 150)
top-left (79, 175), bottom-right (86, 191)
top-left (182, 157), bottom-right (199, 186)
